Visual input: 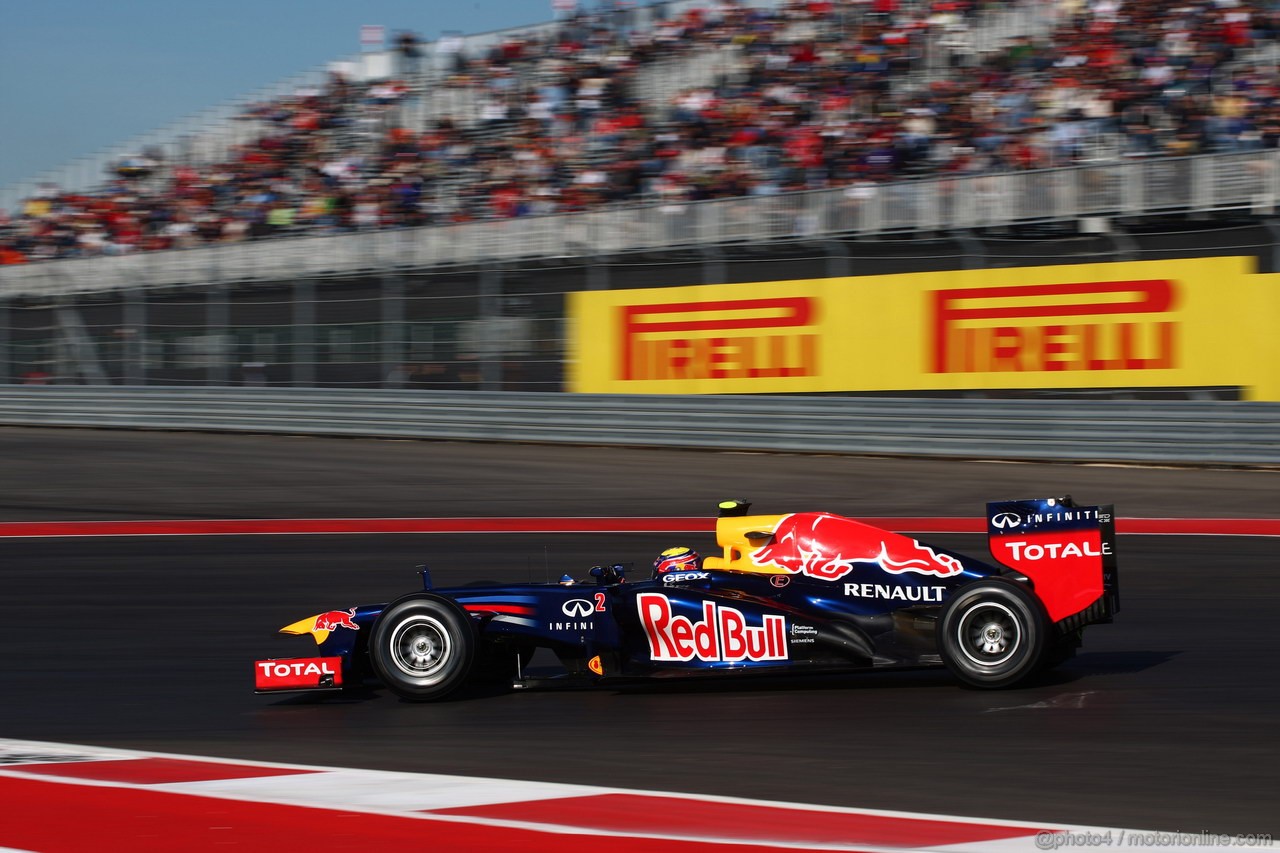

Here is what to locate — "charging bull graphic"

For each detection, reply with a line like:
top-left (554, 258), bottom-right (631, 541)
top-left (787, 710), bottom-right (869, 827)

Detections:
top-left (748, 513), bottom-right (964, 581)
top-left (313, 609), bottom-right (360, 632)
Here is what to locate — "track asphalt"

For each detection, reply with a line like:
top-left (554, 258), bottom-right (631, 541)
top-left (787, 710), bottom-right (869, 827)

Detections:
top-left (1, 427), bottom-right (1276, 836)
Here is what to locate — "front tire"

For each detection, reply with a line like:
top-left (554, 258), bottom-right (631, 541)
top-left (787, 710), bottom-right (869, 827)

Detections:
top-left (938, 581), bottom-right (1047, 689)
top-left (370, 595), bottom-right (475, 701)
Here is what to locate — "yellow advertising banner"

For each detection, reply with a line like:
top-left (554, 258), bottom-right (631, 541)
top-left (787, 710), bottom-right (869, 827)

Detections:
top-left (568, 256), bottom-right (1280, 400)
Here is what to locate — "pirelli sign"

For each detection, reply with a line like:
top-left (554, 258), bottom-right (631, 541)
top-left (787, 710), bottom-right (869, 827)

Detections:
top-left (931, 280), bottom-right (1177, 375)
top-left (568, 257), bottom-right (1280, 399)
top-left (620, 297), bottom-right (819, 382)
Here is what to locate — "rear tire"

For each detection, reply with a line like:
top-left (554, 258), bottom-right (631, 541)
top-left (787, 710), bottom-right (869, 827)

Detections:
top-left (370, 595), bottom-right (475, 701)
top-left (938, 581), bottom-right (1047, 689)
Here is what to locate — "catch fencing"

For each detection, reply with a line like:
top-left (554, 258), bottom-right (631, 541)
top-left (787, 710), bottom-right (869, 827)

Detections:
top-left (2, 222), bottom-right (1275, 392)
top-left (0, 387), bottom-right (1275, 467)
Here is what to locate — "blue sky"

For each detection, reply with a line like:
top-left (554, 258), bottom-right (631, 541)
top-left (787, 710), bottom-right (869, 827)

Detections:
top-left (0, 0), bottom-right (570, 190)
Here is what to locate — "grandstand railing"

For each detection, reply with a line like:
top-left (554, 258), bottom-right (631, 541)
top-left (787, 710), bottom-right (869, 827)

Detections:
top-left (3, 149), bottom-right (1275, 298)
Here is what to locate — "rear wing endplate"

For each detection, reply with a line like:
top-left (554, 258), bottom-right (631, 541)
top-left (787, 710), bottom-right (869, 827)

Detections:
top-left (986, 497), bottom-right (1119, 627)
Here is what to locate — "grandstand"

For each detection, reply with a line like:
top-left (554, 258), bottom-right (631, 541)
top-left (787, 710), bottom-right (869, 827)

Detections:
top-left (0, 2), bottom-right (1056, 211)
top-left (1, 0), bottom-right (1127, 264)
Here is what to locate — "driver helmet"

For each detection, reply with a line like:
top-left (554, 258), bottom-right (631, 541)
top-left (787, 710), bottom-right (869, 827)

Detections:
top-left (653, 546), bottom-right (700, 577)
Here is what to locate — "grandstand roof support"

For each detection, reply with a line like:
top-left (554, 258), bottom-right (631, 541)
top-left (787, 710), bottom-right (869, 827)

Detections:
top-left (123, 289), bottom-right (146, 387)
top-left (1263, 219), bottom-right (1280, 274)
top-left (1109, 224), bottom-right (1140, 262)
top-left (293, 280), bottom-right (316, 387)
top-left (588, 252), bottom-right (609, 291)
top-left (53, 301), bottom-right (108, 386)
top-left (479, 264), bottom-right (502, 392)
top-left (822, 240), bottom-right (849, 278)
top-left (380, 272), bottom-right (406, 389)
top-left (207, 285), bottom-right (230, 387)
top-left (956, 230), bottom-right (985, 270)
top-left (0, 302), bottom-right (8, 385)
top-left (700, 244), bottom-right (725, 285)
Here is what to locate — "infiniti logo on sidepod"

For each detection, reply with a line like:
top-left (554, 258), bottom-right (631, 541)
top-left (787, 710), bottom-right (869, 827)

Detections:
top-left (562, 599), bottom-right (595, 617)
top-left (991, 512), bottom-right (1022, 529)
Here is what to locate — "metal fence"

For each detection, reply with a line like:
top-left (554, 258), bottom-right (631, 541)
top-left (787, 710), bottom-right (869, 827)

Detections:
top-left (2, 222), bottom-right (1274, 391)
top-left (0, 387), bottom-right (1275, 466)
top-left (4, 150), bottom-right (1278, 298)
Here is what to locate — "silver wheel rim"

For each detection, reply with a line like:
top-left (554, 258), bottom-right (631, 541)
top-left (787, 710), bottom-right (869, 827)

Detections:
top-left (956, 601), bottom-right (1021, 667)
top-left (387, 614), bottom-right (452, 683)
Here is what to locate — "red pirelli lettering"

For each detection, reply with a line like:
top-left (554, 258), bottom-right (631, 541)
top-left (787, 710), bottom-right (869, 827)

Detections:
top-left (931, 280), bottom-right (1178, 374)
top-left (619, 297), bottom-right (818, 381)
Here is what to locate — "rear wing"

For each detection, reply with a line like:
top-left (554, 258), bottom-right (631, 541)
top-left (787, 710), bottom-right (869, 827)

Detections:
top-left (987, 497), bottom-right (1119, 628)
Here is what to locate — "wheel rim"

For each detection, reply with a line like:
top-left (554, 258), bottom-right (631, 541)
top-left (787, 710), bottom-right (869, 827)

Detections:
top-left (955, 601), bottom-right (1021, 667)
top-left (387, 615), bottom-right (452, 682)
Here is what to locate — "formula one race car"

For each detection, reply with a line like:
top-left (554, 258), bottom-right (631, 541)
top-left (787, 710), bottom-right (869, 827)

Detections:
top-left (254, 498), bottom-right (1119, 699)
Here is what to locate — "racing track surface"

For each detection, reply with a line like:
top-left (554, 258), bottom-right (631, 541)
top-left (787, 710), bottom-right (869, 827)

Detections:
top-left (2, 427), bottom-right (1278, 837)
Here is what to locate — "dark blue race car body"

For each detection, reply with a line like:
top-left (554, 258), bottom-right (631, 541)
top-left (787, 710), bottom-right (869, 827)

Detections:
top-left (254, 498), bottom-right (1119, 698)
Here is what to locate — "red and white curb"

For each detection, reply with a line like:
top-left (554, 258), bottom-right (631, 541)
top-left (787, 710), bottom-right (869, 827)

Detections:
top-left (1, 739), bottom-right (1267, 852)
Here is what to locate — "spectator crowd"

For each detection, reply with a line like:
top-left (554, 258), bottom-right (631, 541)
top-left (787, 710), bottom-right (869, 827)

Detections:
top-left (4, 0), bottom-right (1280, 264)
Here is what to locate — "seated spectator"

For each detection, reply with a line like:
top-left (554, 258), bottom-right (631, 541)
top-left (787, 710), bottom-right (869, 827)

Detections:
top-left (5, 0), bottom-right (1278, 265)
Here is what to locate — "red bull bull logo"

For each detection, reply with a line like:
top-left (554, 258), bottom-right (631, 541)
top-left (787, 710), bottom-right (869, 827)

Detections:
top-left (749, 513), bottom-right (963, 580)
top-left (313, 609), bottom-right (360, 631)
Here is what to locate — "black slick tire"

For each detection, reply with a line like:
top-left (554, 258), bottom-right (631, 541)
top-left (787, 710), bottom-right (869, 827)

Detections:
top-left (370, 595), bottom-right (475, 701)
top-left (938, 581), bottom-right (1048, 689)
